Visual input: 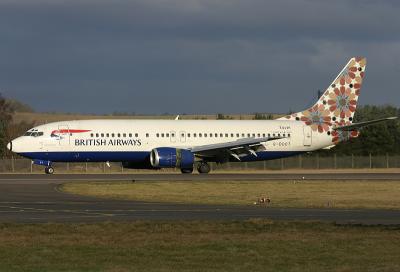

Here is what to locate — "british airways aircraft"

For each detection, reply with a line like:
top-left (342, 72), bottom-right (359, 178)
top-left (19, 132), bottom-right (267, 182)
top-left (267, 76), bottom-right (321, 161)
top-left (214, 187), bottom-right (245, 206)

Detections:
top-left (6, 57), bottom-right (397, 174)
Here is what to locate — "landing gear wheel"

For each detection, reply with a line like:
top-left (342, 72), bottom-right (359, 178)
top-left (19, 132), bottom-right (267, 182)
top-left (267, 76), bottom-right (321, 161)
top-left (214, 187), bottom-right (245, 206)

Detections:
top-left (45, 167), bottom-right (54, 174)
top-left (181, 168), bottom-right (193, 174)
top-left (197, 162), bottom-right (211, 174)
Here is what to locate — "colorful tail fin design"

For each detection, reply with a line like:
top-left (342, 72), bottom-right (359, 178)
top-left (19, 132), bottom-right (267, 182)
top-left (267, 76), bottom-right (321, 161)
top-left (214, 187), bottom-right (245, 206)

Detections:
top-left (279, 57), bottom-right (366, 143)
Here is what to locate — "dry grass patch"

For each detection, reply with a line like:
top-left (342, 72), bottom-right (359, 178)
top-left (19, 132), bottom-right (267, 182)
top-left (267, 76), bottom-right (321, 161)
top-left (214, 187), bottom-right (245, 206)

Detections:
top-left (62, 180), bottom-right (400, 209)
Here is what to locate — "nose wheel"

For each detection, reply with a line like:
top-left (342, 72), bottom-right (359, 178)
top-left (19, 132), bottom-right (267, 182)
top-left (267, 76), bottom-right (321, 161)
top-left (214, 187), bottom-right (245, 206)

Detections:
top-left (197, 162), bottom-right (211, 174)
top-left (45, 167), bottom-right (54, 174)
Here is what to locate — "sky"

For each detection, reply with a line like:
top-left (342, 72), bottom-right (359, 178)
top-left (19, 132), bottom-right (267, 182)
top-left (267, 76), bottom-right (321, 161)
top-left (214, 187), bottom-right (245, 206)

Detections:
top-left (1, 0), bottom-right (400, 115)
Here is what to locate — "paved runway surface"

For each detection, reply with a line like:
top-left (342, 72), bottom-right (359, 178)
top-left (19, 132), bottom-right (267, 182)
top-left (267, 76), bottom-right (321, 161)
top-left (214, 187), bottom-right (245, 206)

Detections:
top-left (0, 173), bottom-right (399, 224)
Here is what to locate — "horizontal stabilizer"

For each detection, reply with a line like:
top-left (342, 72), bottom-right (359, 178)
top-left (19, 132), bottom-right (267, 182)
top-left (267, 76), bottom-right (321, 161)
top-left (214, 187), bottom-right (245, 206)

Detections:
top-left (333, 117), bottom-right (398, 131)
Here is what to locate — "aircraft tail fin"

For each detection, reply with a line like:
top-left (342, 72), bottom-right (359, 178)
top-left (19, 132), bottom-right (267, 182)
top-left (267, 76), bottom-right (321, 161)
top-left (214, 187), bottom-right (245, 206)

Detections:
top-left (278, 57), bottom-right (367, 136)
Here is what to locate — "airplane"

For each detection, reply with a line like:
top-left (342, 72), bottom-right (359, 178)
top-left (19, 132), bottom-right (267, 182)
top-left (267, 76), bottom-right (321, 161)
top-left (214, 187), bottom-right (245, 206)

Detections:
top-left (6, 57), bottom-right (398, 174)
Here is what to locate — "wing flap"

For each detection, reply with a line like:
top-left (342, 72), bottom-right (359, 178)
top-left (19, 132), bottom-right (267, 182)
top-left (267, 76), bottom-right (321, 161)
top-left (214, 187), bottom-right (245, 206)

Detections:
top-left (190, 137), bottom-right (280, 153)
top-left (189, 136), bottom-right (284, 161)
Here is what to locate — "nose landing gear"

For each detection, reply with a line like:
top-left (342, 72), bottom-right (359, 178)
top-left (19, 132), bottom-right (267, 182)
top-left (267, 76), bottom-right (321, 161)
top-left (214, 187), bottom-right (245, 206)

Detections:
top-left (32, 160), bottom-right (54, 174)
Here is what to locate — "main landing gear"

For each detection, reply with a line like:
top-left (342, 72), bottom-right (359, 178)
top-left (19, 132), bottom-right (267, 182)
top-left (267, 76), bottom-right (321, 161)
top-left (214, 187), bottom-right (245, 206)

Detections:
top-left (180, 162), bottom-right (211, 174)
top-left (45, 166), bottom-right (54, 174)
top-left (197, 162), bottom-right (211, 174)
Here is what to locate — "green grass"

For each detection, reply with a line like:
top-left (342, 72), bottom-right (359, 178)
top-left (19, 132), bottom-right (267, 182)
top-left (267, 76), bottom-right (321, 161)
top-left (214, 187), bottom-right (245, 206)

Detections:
top-left (62, 180), bottom-right (400, 209)
top-left (0, 221), bottom-right (399, 271)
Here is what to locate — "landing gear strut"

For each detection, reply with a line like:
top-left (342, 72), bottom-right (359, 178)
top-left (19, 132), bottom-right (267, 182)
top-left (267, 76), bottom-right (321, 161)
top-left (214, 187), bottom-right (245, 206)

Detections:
top-left (45, 166), bottom-right (54, 174)
top-left (197, 162), bottom-right (211, 174)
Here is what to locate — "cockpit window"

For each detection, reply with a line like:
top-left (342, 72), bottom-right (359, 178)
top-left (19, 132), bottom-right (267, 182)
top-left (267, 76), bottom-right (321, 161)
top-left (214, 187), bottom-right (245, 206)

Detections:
top-left (24, 130), bottom-right (44, 137)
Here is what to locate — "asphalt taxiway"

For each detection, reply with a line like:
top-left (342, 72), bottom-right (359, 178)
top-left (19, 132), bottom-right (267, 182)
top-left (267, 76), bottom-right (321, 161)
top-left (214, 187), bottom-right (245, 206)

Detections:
top-left (0, 173), bottom-right (399, 224)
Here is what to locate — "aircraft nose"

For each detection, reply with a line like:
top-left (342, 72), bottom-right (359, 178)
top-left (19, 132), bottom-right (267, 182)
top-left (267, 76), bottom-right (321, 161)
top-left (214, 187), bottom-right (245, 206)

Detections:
top-left (7, 141), bottom-right (12, 152)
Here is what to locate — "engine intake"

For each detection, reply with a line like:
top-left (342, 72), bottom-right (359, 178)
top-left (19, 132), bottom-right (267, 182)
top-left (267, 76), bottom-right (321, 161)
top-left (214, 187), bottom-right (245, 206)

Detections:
top-left (150, 147), bottom-right (194, 169)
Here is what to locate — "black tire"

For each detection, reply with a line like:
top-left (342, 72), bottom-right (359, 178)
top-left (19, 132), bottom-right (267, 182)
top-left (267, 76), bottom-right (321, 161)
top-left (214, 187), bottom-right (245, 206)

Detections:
top-left (45, 167), bottom-right (54, 174)
top-left (181, 168), bottom-right (193, 174)
top-left (197, 162), bottom-right (211, 174)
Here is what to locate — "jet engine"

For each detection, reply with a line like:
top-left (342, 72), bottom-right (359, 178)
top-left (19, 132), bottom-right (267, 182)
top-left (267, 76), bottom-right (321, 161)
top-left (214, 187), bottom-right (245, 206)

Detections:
top-left (150, 147), bottom-right (194, 169)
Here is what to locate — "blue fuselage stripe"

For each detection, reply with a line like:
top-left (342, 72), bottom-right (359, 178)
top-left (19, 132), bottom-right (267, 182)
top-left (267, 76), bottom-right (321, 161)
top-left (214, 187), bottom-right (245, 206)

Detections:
top-left (18, 151), bottom-right (303, 163)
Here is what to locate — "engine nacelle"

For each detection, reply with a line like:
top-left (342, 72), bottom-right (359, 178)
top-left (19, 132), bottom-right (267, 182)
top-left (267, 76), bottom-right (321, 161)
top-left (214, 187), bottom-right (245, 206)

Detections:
top-left (150, 147), bottom-right (194, 169)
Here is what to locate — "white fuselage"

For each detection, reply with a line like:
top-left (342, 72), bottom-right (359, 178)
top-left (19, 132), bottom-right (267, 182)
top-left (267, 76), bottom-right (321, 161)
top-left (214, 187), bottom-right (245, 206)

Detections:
top-left (10, 119), bottom-right (332, 164)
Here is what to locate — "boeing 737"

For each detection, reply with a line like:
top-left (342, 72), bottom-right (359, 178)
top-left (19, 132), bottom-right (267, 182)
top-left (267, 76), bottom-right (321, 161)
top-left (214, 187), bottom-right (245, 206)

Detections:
top-left (6, 57), bottom-right (397, 174)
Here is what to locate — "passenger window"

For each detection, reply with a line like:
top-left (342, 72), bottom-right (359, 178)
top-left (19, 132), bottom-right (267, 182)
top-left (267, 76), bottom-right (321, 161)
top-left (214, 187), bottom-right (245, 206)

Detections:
top-left (225, 133), bottom-right (228, 137)
top-left (106, 133), bottom-right (109, 137)
top-left (230, 133), bottom-right (234, 137)
top-left (123, 133), bottom-right (126, 137)
top-left (129, 133), bottom-right (132, 137)
top-left (90, 133), bottom-right (94, 137)
top-left (156, 133), bottom-right (159, 137)
top-left (257, 133), bottom-right (260, 137)
top-left (194, 133), bottom-right (197, 137)
top-left (220, 133), bottom-right (223, 137)
top-left (252, 133), bottom-right (255, 137)
top-left (262, 133), bottom-right (265, 137)
top-left (278, 133), bottom-right (281, 137)
top-left (236, 133), bottom-right (239, 137)
top-left (161, 133), bottom-right (165, 137)
top-left (209, 133), bottom-right (212, 137)
top-left (247, 133), bottom-right (250, 137)
top-left (199, 133), bottom-right (202, 137)
top-left (112, 133), bottom-right (115, 138)
top-left (135, 133), bottom-right (138, 137)
top-left (166, 133), bottom-right (170, 137)
top-left (187, 133), bottom-right (191, 137)
top-left (242, 133), bottom-right (245, 137)
top-left (288, 133), bottom-right (291, 137)
top-left (146, 133), bottom-right (149, 138)
top-left (268, 133), bottom-right (271, 137)
top-left (96, 133), bottom-right (99, 137)
top-left (204, 133), bottom-right (207, 138)
top-left (215, 133), bottom-right (218, 137)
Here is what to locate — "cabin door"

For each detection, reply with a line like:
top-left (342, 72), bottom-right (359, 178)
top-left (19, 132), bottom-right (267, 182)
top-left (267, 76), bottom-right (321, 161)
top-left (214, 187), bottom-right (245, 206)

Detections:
top-left (58, 125), bottom-right (70, 146)
top-left (303, 126), bottom-right (312, 146)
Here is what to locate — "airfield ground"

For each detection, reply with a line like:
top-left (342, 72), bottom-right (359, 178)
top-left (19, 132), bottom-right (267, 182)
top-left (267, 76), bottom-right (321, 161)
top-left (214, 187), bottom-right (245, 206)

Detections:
top-left (1, 173), bottom-right (400, 271)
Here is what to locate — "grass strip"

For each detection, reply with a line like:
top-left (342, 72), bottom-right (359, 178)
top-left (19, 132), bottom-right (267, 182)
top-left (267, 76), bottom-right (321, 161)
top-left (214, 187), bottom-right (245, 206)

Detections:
top-left (62, 180), bottom-right (400, 209)
top-left (0, 220), bottom-right (399, 272)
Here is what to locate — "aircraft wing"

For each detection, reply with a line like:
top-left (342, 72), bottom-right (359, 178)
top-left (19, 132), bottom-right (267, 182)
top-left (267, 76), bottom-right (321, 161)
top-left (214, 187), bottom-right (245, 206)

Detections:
top-left (189, 136), bottom-right (283, 161)
top-left (333, 117), bottom-right (398, 131)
